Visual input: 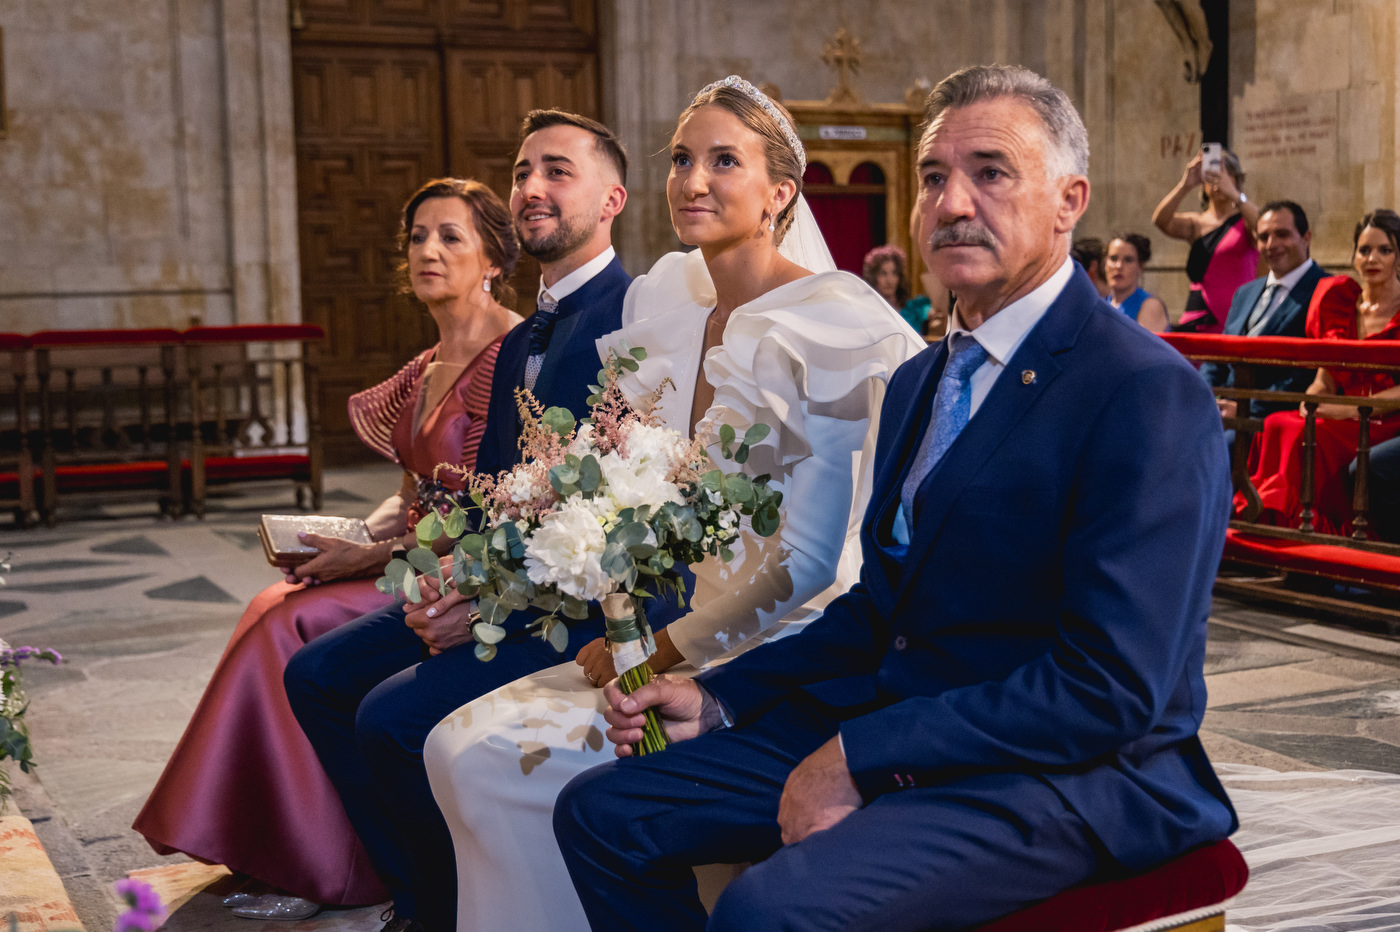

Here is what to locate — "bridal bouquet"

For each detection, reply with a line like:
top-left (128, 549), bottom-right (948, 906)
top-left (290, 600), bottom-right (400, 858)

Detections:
top-left (376, 345), bottom-right (782, 753)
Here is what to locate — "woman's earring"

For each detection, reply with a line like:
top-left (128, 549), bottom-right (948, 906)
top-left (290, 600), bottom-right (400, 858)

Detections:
top-left (482, 276), bottom-right (492, 293)
top-left (768, 214), bottom-right (776, 232)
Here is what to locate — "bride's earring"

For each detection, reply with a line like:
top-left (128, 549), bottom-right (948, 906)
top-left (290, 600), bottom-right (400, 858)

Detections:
top-left (482, 276), bottom-right (492, 292)
top-left (768, 214), bottom-right (776, 232)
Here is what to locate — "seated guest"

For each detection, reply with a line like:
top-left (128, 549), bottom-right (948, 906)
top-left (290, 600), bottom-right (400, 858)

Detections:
top-left (555, 65), bottom-right (1236, 932)
top-left (863, 244), bottom-right (924, 333)
top-left (1071, 235), bottom-right (1110, 296)
top-left (1203, 200), bottom-right (1328, 427)
top-left (132, 178), bottom-right (519, 915)
top-left (1105, 232), bottom-right (1169, 331)
top-left (1247, 209), bottom-right (1400, 536)
top-left (1152, 148), bottom-right (1259, 332)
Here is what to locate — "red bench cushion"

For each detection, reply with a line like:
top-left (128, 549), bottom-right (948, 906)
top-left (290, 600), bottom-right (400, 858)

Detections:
top-left (190, 454), bottom-right (311, 482)
top-left (52, 461), bottom-right (173, 492)
top-left (1224, 528), bottom-right (1400, 591)
top-left (977, 839), bottom-right (1247, 932)
top-left (1162, 332), bottom-right (1400, 370)
top-left (182, 325), bottom-right (324, 343)
top-left (29, 329), bottom-right (182, 347)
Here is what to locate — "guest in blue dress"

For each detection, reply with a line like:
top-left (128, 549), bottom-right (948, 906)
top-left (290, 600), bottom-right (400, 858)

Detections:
top-left (1106, 232), bottom-right (1170, 332)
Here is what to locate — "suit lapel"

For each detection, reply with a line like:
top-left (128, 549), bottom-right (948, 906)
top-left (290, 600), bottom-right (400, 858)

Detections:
top-left (893, 273), bottom-right (1096, 595)
top-left (1226, 280), bottom-right (1264, 335)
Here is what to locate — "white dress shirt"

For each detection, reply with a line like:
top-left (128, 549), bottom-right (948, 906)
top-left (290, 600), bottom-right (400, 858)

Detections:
top-left (537, 246), bottom-right (616, 305)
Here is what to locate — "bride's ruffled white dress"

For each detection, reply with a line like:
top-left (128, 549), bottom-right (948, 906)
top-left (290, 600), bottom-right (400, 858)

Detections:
top-left (423, 241), bottom-right (925, 932)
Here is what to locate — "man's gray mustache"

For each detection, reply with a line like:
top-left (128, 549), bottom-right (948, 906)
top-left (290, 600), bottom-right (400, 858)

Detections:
top-left (930, 224), bottom-right (996, 249)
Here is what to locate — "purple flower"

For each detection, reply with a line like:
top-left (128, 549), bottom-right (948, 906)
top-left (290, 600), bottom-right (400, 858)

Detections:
top-left (113, 878), bottom-right (165, 932)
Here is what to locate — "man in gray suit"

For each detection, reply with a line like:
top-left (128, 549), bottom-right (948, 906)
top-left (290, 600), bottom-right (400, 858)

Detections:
top-left (1203, 200), bottom-right (1328, 423)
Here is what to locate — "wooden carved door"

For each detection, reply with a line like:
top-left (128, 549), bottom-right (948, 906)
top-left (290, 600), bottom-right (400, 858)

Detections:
top-left (292, 0), bottom-right (599, 460)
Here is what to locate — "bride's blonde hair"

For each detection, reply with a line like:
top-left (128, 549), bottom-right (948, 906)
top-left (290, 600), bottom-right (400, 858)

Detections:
top-left (677, 83), bottom-right (805, 245)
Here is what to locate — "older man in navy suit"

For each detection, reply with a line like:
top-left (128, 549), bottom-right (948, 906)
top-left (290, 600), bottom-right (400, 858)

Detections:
top-left (553, 66), bottom-right (1237, 932)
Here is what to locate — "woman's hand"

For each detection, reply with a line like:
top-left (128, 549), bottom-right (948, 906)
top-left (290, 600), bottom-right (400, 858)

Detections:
top-left (575, 637), bottom-right (617, 689)
top-left (1181, 151), bottom-right (1203, 189)
top-left (289, 533), bottom-right (385, 585)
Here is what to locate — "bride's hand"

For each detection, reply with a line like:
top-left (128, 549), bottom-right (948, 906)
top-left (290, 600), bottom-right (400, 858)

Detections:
top-left (575, 637), bottom-right (616, 688)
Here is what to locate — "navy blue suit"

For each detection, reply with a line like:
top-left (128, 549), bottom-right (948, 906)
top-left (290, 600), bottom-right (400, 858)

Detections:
top-left (286, 257), bottom-right (687, 929)
top-left (1202, 262), bottom-right (1328, 419)
top-left (554, 268), bottom-right (1237, 931)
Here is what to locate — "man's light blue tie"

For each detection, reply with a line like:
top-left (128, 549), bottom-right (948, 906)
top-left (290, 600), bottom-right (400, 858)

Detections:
top-left (900, 332), bottom-right (990, 525)
top-left (523, 295), bottom-right (560, 393)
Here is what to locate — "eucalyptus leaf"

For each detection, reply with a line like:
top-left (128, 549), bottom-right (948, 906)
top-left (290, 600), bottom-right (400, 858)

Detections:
top-left (542, 406), bottom-right (576, 438)
top-left (629, 346), bottom-right (648, 360)
top-left (578, 454), bottom-right (602, 493)
top-left (406, 547), bottom-right (440, 575)
top-left (499, 581), bottom-right (530, 612)
top-left (478, 595), bottom-right (509, 626)
top-left (400, 564), bottom-right (420, 603)
top-left (744, 422), bottom-right (771, 444)
top-left (416, 510), bottom-right (444, 544)
top-left (619, 357), bottom-right (639, 372)
top-left (562, 595), bottom-right (590, 620)
top-left (472, 622), bottom-right (507, 645)
top-left (461, 533), bottom-right (486, 557)
top-left (734, 444), bottom-right (750, 464)
top-left (374, 576), bottom-right (394, 595)
top-left (752, 502), bottom-right (781, 537)
top-left (720, 423), bottom-right (736, 447)
top-left (724, 474), bottom-right (755, 504)
top-left (443, 507), bottom-right (467, 539)
top-left (474, 642), bottom-right (498, 662)
top-left (546, 618), bottom-right (570, 653)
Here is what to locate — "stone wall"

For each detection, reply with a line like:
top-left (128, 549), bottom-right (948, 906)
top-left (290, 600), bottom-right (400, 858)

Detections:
top-left (0, 0), bottom-right (300, 333)
top-left (603, 0), bottom-right (1400, 318)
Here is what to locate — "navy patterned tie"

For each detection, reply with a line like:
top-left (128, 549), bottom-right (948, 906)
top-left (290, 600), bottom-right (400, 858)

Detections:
top-left (523, 295), bottom-right (560, 393)
top-left (900, 332), bottom-right (990, 523)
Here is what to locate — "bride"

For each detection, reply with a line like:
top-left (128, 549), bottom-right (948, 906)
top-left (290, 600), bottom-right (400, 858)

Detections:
top-left (422, 76), bottom-right (925, 931)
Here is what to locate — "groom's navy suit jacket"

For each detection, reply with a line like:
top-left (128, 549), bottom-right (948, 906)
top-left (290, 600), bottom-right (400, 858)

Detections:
top-left (697, 268), bottom-right (1238, 872)
top-left (475, 255), bottom-right (631, 477)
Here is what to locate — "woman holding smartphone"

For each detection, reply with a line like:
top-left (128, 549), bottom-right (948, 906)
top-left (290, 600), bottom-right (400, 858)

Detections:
top-left (1152, 145), bottom-right (1259, 332)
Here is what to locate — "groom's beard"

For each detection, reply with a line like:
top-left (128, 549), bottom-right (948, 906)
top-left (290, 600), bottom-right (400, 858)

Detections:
top-left (518, 210), bottom-right (593, 264)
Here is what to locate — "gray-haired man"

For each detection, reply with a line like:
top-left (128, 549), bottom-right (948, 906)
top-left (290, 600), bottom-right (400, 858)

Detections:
top-left (554, 64), bottom-right (1235, 932)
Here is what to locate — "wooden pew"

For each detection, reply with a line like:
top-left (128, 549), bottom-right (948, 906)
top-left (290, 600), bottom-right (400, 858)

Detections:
top-left (1162, 332), bottom-right (1400, 622)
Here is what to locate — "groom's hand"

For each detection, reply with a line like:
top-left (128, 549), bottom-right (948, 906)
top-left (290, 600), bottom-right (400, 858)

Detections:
top-left (778, 737), bottom-right (861, 845)
top-left (601, 675), bottom-right (726, 757)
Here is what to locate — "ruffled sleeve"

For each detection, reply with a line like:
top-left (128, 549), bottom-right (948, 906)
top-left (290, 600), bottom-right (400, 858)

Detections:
top-left (599, 252), bottom-right (926, 666)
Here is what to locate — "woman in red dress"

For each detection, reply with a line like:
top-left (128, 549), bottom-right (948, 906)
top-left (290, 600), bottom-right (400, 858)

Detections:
top-left (1247, 209), bottom-right (1400, 535)
top-left (132, 179), bottom-right (520, 912)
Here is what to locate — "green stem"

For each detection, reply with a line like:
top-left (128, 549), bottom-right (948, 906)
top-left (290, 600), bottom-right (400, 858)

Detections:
top-left (617, 660), bottom-right (671, 756)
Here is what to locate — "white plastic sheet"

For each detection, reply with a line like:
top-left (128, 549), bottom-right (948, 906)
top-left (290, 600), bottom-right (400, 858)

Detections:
top-left (1218, 763), bottom-right (1400, 931)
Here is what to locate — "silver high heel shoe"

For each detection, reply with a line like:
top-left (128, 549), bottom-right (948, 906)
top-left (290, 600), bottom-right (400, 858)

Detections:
top-left (229, 895), bottom-right (320, 921)
top-left (221, 893), bottom-right (259, 908)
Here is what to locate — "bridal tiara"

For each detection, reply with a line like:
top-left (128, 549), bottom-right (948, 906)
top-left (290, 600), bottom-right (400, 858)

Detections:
top-left (695, 75), bottom-right (807, 174)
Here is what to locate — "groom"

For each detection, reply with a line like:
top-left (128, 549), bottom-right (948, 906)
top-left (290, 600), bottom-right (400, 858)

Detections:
top-left (554, 65), bottom-right (1238, 931)
top-left (285, 111), bottom-right (663, 932)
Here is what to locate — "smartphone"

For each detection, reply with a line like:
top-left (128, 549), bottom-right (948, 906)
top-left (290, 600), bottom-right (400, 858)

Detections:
top-left (1201, 142), bottom-right (1223, 176)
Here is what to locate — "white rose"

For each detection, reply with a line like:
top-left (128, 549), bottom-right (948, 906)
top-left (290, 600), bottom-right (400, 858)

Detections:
top-left (622, 422), bottom-right (687, 473)
top-left (600, 453), bottom-right (684, 512)
top-left (523, 501), bottom-right (612, 602)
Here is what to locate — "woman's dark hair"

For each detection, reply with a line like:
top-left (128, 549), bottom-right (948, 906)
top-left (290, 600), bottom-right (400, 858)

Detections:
top-left (1108, 232), bottom-right (1153, 265)
top-left (1353, 209), bottom-right (1400, 256)
top-left (397, 178), bottom-right (520, 306)
top-left (862, 244), bottom-right (910, 306)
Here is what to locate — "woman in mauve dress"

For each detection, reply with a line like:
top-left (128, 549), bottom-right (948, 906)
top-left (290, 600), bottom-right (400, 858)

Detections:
top-left (1153, 147), bottom-right (1260, 333)
top-left (132, 178), bottom-right (520, 912)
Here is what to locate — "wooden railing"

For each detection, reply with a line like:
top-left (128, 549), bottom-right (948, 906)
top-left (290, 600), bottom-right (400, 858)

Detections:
top-left (1163, 333), bottom-right (1400, 622)
top-left (0, 325), bottom-right (324, 527)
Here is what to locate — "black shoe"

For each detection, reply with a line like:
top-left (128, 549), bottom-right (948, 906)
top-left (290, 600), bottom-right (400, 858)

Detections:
top-left (379, 911), bottom-right (424, 932)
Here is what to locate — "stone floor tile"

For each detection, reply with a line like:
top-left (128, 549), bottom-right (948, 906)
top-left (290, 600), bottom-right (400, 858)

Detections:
top-left (1205, 663), bottom-right (1365, 709)
top-left (1199, 729), bottom-right (1322, 772)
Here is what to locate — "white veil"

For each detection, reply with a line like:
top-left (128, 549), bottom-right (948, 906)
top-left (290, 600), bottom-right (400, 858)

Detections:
top-left (777, 195), bottom-right (837, 275)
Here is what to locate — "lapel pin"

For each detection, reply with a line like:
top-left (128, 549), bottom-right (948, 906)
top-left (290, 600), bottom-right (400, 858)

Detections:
top-left (1021, 369), bottom-right (1036, 385)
